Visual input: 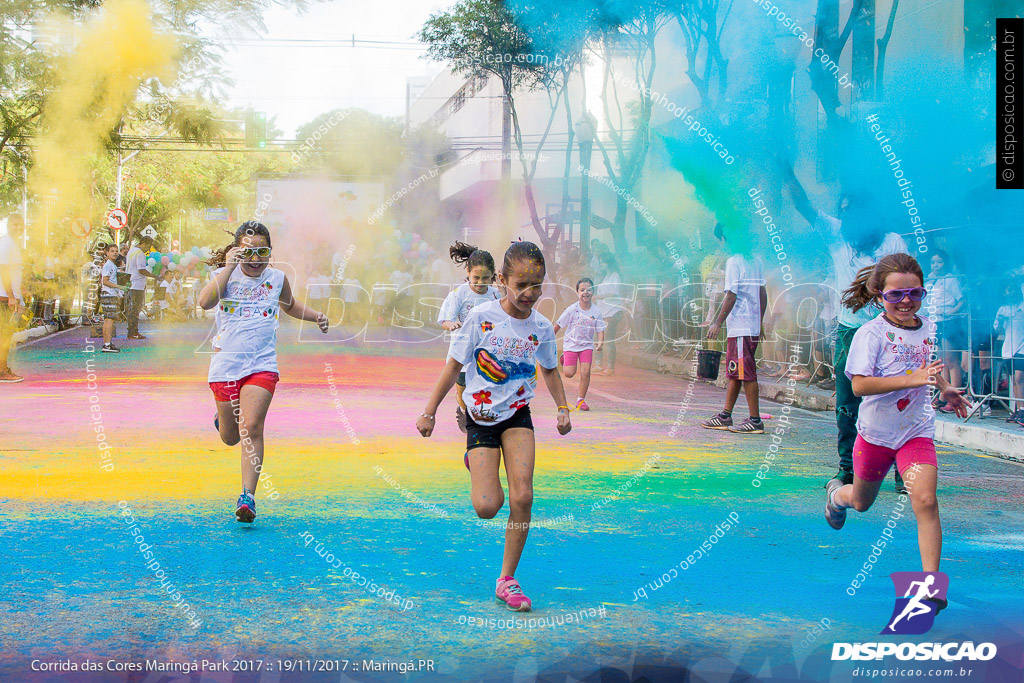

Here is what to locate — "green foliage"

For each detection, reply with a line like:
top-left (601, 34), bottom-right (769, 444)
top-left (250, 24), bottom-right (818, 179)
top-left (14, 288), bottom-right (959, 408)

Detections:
top-left (293, 108), bottom-right (405, 178)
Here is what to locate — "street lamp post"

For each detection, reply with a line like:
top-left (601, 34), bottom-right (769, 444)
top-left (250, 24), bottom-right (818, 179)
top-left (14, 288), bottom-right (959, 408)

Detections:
top-left (574, 112), bottom-right (597, 266)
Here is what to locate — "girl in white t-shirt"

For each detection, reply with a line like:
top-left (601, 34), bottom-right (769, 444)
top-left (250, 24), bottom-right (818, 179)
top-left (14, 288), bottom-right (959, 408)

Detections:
top-left (417, 241), bottom-right (571, 613)
top-left (198, 222), bottom-right (329, 523)
top-left (825, 254), bottom-right (969, 583)
top-left (437, 241), bottom-right (501, 432)
top-left (553, 277), bottom-right (605, 411)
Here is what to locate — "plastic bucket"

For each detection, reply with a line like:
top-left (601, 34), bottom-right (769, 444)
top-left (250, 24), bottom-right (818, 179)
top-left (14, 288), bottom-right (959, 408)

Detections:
top-left (697, 349), bottom-right (722, 381)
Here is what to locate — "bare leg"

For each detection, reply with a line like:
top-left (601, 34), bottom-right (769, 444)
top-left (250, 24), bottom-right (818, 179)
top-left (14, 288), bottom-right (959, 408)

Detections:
top-left (215, 399), bottom-right (241, 446)
top-left (455, 383), bottom-right (468, 412)
top-left (903, 464), bottom-right (941, 572)
top-left (832, 474), bottom-right (885, 512)
top-left (578, 362), bottom-right (592, 400)
top-left (237, 384), bottom-right (273, 493)
top-left (498, 427), bottom-right (535, 578)
top-left (103, 318), bottom-right (113, 345)
top-left (723, 378), bottom-right (742, 412)
top-left (743, 380), bottom-right (760, 418)
top-left (468, 447), bottom-right (504, 519)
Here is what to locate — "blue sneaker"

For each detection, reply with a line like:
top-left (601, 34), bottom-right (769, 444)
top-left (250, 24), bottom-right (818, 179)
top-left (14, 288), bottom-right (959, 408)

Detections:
top-left (235, 490), bottom-right (256, 523)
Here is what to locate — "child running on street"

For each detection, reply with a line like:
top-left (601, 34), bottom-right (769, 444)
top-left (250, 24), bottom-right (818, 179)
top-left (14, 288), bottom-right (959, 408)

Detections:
top-left (553, 277), bottom-right (605, 411)
top-left (417, 240), bottom-right (571, 612)
top-left (199, 221), bottom-right (329, 523)
top-left (825, 253), bottom-right (969, 589)
top-left (437, 241), bottom-right (501, 432)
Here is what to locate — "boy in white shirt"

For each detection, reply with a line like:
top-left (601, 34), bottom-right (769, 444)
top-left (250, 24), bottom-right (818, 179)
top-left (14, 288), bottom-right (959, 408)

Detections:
top-left (701, 225), bottom-right (767, 434)
top-left (99, 244), bottom-right (129, 352)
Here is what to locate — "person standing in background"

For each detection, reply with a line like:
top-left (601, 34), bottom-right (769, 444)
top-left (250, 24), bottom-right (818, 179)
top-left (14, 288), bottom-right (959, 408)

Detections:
top-left (925, 250), bottom-right (966, 405)
top-left (125, 234), bottom-right (156, 339)
top-left (0, 215), bottom-right (26, 382)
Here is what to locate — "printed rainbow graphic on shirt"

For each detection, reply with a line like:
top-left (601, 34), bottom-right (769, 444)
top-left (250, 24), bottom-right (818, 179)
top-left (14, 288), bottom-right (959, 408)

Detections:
top-left (475, 348), bottom-right (536, 385)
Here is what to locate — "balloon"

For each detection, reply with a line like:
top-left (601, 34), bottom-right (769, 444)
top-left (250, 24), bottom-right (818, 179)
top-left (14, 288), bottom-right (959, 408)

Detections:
top-left (419, 242), bottom-right (429, 253)
top-left (161, 256), bottom-right (170, 265)
top-left (168, 262), bottom-right (177, 270)
top-left (393, 230), bottom-right (401, 239)
top-left (191, 246), bottom-right (200, 255)
top-left (147, 258), bottom-right (156, 267)
top-left (172, 254), bottom-right (180, 264)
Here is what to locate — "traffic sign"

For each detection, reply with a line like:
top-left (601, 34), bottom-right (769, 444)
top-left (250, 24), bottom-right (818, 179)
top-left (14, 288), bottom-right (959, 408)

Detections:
top-left (140, 225), bottom-right (158, 239)
top-left (70, 218), bottom-right (92, 238)
top-left (106, 208), bottom-right (127, 230)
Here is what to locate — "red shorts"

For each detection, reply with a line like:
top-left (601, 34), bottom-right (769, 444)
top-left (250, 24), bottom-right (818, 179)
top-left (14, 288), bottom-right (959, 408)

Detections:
top-left (726, 336), bottom-right (758, 381)
top-left (209, 371), bottom-right (280, 402)
top-left (853, 435), bottom-right (937, 481)
top-left (562, 349), bottom-right (594, 367)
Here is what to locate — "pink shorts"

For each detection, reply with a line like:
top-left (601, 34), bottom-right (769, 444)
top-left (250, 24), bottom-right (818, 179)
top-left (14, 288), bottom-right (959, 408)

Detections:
top-left (853, 435), bottom-right (937, 481)
top-left (209, 371), bottom-right (280, 402)
top-left (563, 349), bottom-right (594, 367)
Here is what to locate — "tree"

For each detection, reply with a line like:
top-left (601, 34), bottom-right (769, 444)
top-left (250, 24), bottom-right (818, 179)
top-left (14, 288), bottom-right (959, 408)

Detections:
top-left (590, 0), bottom-right (674, 255)
top-left (418, 0), bottom-right (563, 252)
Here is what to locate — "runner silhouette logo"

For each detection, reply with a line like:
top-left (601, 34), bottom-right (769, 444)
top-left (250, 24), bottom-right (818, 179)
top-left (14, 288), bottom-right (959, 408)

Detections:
top-left (881, 571), bottom-right (948, 635)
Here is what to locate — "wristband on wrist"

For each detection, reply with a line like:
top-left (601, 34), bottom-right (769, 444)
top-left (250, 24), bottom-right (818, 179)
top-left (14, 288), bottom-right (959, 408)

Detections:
top-left (420, 413), bottom-right (435, 420)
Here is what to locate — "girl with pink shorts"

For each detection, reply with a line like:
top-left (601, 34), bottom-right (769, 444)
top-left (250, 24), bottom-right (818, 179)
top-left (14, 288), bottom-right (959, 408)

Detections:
top-left (553, 278), bottom-right (606, 411)
top-left (824, 254), bottom-right (970, 581)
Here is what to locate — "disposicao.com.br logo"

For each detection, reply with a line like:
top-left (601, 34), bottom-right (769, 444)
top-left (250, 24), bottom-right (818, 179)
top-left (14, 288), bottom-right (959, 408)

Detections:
top-left (831, 571), bottom-right (997, 663)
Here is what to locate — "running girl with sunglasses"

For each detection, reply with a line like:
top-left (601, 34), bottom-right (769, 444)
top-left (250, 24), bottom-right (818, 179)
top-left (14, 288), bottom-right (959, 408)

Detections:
top-left (824, 253), bottom-right (969, 588)
top-left (199, 221), bottom-right (329, 523)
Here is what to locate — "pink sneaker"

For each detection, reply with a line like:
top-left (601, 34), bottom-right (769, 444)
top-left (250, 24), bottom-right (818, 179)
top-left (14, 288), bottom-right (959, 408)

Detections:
top-left (576, 398), bottom-right (590, 411)
top-left (495, 576), bottom-right (532, 612)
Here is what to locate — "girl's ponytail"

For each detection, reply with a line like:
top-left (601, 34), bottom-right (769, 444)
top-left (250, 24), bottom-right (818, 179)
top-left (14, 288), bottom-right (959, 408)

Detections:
top-left (842, 264), bottom-right (877, 313)
top-left (450, 240), bottom-right (495, 273)
top-left (449, 241), bottom-right (478, 265)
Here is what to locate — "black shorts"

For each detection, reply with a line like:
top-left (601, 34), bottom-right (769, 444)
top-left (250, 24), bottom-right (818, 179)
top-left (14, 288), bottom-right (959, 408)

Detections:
top-left (466, 406), bottom-right (533, 451)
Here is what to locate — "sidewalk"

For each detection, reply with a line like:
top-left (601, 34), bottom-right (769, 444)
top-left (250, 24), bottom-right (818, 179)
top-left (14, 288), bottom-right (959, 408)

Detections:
top-left (12, 322), bottom-right (59, 345)
top-left (621, 346), bottom-right (1024, 463)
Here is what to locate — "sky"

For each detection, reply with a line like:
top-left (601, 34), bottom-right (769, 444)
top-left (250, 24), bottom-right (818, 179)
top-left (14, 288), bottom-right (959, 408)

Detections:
top-left (210, 1), bottom-right (451, 137)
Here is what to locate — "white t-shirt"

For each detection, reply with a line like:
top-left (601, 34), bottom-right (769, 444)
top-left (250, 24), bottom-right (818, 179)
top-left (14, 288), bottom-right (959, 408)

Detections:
top-left (0, 233), bottom-right (23, 301)
top-left (448, 299), bottom-right (558, 424)
top-left (100, 260), bottom-right (121, 296)
top-left (207, 266), bottom-right (286, 382)
top-left (816, 211), bottom-right (909, 328)
top-left (995, 302), bottom-right (1024, 359)
top-left (723, 254), bottom-right (766, 338)
top-left (307, 274), bottom-right (331, 300)
top-left (845, 314), bottom-right (937, 449)
top-left (595, 272), bottom-right (628, 318)
top-left (127, 246), bottom-right (149, 290)
top-left (555, 301), bottom-right (606, 352)
top-left (924, 273), bottom-right (964, 322)
top-left (437, 282), bottom-right (502, 325)
top-left (390, 270), bottom-right (414, 291)
top-left (158, 279), bottom-right (179, 309)
top-left (343, 278), bottom-right (362, 303)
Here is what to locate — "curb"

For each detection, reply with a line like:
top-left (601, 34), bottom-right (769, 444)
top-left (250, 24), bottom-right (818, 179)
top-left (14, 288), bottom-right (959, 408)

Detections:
top-left (622, 347), bottom-right (1024, 461)
top-left (12, 323), bottom-right (58, 345)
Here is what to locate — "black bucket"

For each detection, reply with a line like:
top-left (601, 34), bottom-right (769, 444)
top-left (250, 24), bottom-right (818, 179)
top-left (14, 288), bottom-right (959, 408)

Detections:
top-left (697, 349), bottom-right (722, 381)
